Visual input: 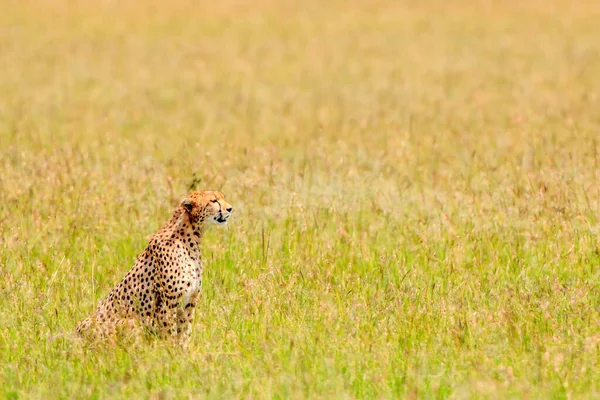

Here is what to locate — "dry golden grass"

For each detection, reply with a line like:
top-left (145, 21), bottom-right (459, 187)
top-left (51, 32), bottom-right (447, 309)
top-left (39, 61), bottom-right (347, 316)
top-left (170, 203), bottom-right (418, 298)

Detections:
top-left (1, 0), bottom-right (599, 398)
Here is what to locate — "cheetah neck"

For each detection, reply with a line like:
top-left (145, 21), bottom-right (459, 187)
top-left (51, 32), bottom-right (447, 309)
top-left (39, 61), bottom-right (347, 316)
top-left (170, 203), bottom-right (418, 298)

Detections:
top-left (152, 209), bottom-right (205, 256)
top-left (179, 216), bottom-right (204, 240)
top-left (173, 212), bottom-right (204, 246)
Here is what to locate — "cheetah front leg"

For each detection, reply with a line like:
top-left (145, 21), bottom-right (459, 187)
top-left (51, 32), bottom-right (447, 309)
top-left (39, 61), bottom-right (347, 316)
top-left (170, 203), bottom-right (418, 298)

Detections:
top-left (177, 296), bottom-right (198, 346)
top-left (155, 293), bottom-right (178, 338)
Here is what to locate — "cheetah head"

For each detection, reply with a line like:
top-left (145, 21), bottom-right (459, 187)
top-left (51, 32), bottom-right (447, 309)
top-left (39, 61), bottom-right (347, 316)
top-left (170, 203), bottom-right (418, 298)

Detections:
top-left (181, 190), bottom-right (233, 227)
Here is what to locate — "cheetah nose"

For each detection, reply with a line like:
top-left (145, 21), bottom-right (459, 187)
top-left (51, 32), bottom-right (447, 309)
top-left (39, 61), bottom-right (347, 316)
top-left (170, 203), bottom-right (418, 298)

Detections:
top-left (226, 207), bottom-right (233, 212)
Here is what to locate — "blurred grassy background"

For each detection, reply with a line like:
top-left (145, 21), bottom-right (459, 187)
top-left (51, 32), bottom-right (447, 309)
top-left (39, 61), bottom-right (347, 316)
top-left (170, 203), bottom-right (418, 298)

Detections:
top-left (1, 0), bottom-right (599, 398)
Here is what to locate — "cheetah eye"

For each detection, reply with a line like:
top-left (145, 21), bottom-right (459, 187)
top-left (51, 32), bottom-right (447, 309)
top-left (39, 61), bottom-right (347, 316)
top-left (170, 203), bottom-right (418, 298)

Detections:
top-left (211, 199), bottom-right (218, 203)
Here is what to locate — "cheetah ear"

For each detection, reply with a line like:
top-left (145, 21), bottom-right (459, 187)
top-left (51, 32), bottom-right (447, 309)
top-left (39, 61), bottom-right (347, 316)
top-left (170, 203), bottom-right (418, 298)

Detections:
top-left (181, 198), bottom-right (194, 213)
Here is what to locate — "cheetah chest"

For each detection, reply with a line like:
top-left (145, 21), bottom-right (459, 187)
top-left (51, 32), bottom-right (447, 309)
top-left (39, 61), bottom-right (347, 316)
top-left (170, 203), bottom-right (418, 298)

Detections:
top-left (182, 258), bottom-right (203, 306)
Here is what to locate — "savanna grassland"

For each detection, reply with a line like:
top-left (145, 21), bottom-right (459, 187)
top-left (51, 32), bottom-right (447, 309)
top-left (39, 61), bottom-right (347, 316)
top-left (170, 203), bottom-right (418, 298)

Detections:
top-left (1, 0), bottom-right (599, 398)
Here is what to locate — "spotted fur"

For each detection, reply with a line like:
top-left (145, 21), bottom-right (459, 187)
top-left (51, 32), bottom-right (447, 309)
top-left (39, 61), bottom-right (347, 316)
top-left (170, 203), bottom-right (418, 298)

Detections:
top-left (76, 190), bottom-right (233, 344)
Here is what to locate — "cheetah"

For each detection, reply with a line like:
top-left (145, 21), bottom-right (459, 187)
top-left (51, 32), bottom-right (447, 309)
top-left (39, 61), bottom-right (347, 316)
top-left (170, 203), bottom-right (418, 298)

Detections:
top-left (76, 190), bottom-right (233, 344)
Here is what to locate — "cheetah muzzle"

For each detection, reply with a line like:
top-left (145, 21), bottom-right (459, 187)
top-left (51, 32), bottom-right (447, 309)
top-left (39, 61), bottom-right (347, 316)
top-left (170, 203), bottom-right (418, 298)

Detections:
top-left (76, 190), bottom-right (233, 344)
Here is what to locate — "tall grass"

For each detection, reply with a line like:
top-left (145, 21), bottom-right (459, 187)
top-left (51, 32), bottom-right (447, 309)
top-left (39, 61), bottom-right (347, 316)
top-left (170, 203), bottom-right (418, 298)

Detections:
top-left (1, 0), bottom-right (599, 398)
